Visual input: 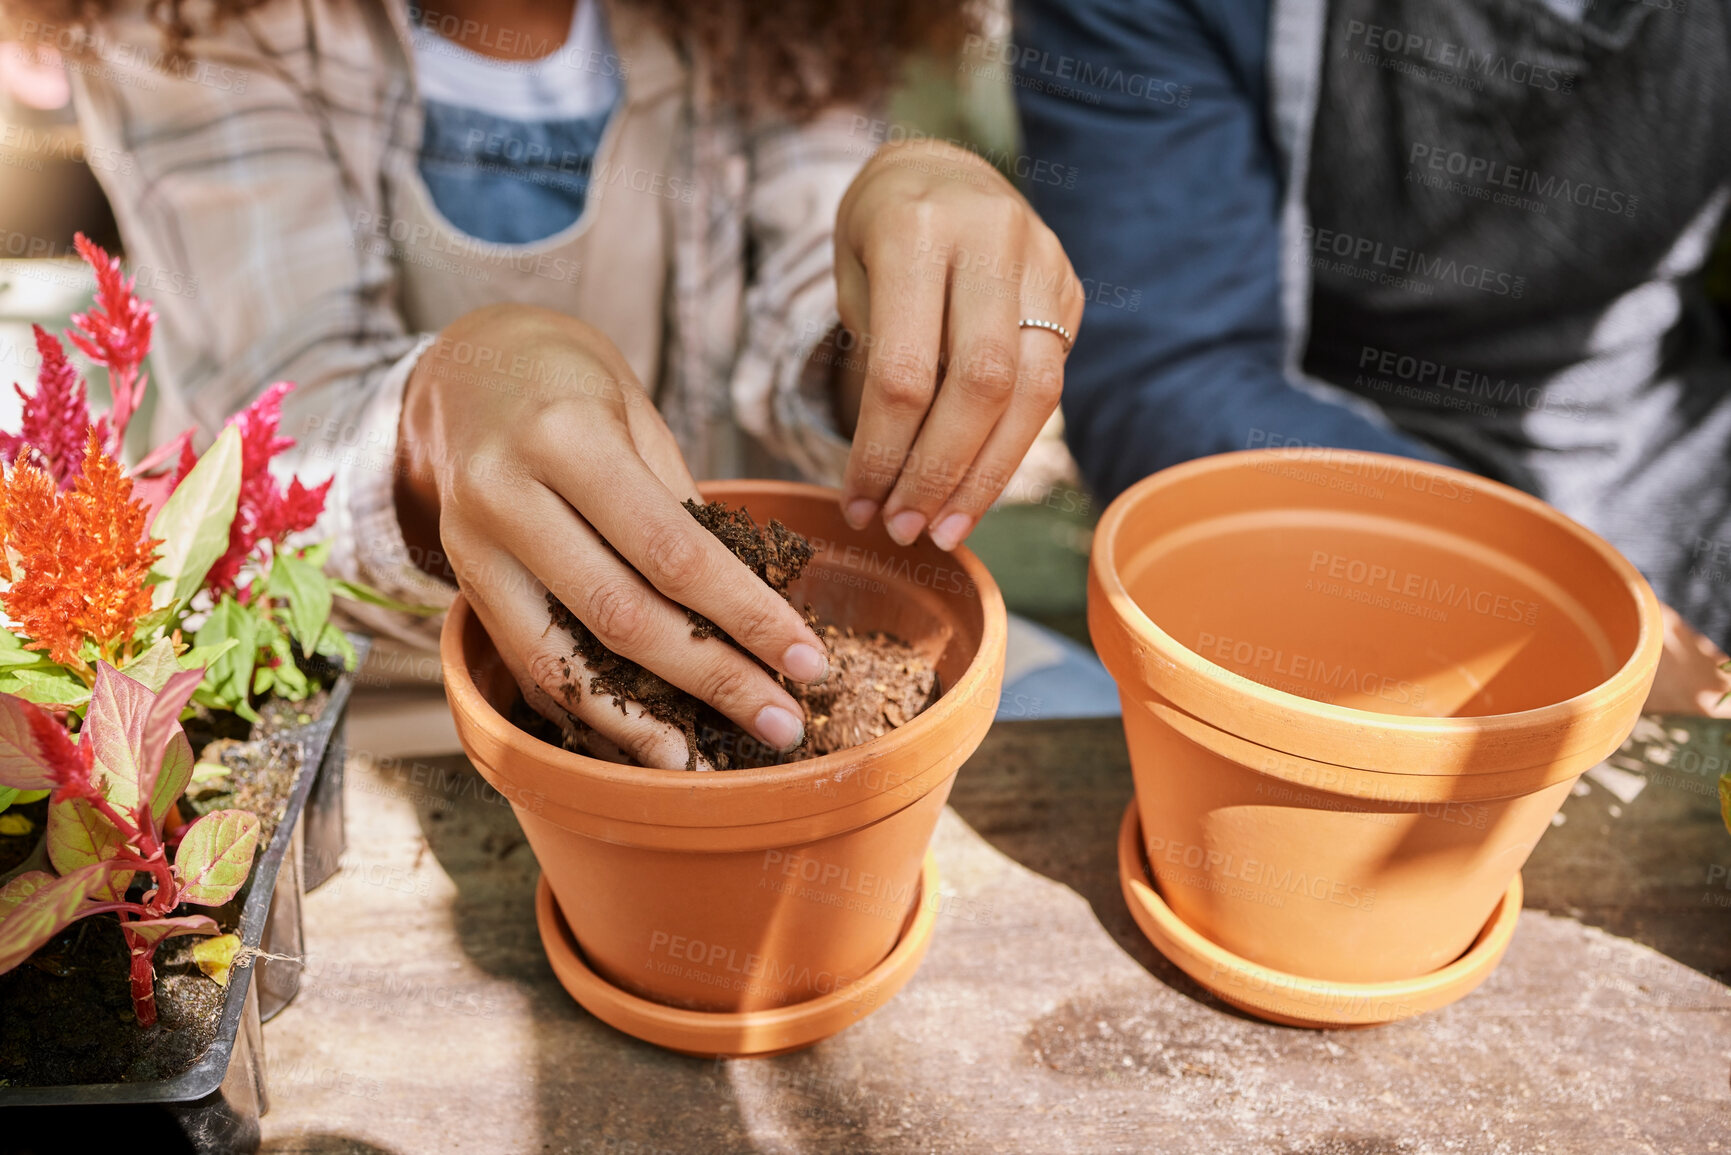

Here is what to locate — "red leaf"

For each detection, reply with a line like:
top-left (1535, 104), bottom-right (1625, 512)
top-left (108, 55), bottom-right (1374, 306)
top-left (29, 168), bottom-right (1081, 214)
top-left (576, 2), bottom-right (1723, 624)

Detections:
top-left (0, 862), bottom-right (121, 974)
top-left (122, 913), bottom-right (219, 947)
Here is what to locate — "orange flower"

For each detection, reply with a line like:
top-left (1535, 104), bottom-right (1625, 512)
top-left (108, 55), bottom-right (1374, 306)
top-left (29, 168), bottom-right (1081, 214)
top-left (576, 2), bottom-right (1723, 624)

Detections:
top-left (0, 432), bottom-right (161, 667)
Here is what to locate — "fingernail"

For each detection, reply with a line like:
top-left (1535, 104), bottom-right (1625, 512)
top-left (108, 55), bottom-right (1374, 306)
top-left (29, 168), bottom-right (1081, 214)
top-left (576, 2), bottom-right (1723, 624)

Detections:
top-left (783, 642), bottom-right (829, 684)
top-left (845, 498), bottom-right (878, 529)
top-left (886, 510), bottom-right (926, 546)
top-left (756, 705), bottom-right (805, 752)
top-left (930, 512), bottom-right (973, 552)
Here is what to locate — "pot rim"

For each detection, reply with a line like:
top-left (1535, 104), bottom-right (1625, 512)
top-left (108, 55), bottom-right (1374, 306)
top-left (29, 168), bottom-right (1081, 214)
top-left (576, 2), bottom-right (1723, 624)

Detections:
top-left (1091, 450), bottom-right (1663, 750)
top-left (441, 481), bottom-right (1008, 814)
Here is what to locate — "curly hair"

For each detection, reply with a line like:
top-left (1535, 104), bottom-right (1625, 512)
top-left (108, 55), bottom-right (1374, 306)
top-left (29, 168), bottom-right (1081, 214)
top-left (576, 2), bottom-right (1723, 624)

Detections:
top-left (2, 0), bottom-right (977, 119)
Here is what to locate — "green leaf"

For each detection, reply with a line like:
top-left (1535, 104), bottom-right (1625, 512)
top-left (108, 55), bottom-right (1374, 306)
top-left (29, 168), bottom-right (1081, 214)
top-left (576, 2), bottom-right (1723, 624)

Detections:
top-left (268, 551), bottom-right (334, 658)
top-left (121, 637), bottom-right (182, 694)
top-left (5, 669), bottom-right (91, 708)
top-left (332, 579), bottom-right (441, 617)
top-left (190, 760), bottom-right (230, 785)
top-left (149, 424), bottom-right (243, 610)
top-left (250, 616), bottom-right (309, 700)
top-left (173, 809), bottom-right (261, 906)
top-left (192, 684), bottom-right (258, 725)
top-left (0, 631), bottom-right (45, 670)
top-left (178, 637), bottom-right (240, 673)
top-left (314, 623), bottom-right (358, 669)
top-left (195, 596), bottom-right (257, 715)
top-left (150, 731), bottom-right (195, 827)
top-left (0, 864), bottom-right (118, 973)
top-left (46, 796), bottom-right (131, 901)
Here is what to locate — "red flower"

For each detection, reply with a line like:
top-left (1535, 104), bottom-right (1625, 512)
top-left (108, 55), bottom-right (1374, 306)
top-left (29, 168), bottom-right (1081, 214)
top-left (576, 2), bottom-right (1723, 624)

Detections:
top-left (175, 382), bottom-right (330, 592)
top-left (66, 233), bottom-right (153, 445)
top-left (0, 325), bottom-right (109, 490)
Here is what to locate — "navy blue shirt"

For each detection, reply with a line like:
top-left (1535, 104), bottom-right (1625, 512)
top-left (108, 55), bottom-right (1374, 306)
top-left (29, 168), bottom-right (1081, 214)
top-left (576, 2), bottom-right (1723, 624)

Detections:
top-left (1011, 0), bottom-right (1441, 505)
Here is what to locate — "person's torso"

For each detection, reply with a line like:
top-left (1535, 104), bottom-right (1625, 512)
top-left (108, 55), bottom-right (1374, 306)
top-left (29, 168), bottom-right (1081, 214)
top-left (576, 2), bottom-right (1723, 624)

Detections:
top-left (374, 0), bottom-right (686, 391)
top-left (1277, 0), bottom-right (1731, 642)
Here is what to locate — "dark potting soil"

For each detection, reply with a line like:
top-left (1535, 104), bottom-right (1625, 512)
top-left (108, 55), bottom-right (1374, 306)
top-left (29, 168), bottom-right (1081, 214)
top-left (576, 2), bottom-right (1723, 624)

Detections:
top-left (533, 500), bottom-right (940, 770)
top-left (0, 693), bottom-right (326, 1087)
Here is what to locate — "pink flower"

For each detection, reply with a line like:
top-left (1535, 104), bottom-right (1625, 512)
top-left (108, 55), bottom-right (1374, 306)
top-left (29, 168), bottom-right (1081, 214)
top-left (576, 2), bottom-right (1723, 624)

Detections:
top-left (66, 233), bottom-right (153, 446)
top-left (175, 382), bottom-right (331, 591)
top-left (0, 325), bottom-right (108, 489)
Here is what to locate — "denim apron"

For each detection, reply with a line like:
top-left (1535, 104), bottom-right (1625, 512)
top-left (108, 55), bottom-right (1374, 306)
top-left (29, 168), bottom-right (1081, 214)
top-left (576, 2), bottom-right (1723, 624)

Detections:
top-left (1298, 0), bottom-right (1731, 647)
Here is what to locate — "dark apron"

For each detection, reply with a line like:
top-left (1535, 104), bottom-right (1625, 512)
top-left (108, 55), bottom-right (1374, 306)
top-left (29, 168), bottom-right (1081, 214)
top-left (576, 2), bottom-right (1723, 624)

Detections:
top-left (1303, 0), bottom-right (1731, 648)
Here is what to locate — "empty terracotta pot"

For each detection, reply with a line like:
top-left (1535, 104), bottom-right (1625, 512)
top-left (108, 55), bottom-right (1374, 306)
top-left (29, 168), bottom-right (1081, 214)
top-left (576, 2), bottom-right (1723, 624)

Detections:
top-left (1091, 450), bottom-right (1661, 993)
top-left (443, 481), bottom-right (1005, 1040)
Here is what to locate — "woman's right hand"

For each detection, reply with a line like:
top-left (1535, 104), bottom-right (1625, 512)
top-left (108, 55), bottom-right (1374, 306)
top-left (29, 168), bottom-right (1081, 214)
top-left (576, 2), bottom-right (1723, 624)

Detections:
top-left (395, 304), bottom-right (831, 768)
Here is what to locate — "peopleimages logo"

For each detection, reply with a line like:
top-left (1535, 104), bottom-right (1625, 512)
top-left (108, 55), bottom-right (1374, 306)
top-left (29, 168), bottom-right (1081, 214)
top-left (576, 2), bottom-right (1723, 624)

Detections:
top-left (1342, 19), bottom-right (1577, 94)
top-left (1194, 630), bottom-right (1426, 709)
top-left (1308, 550), bottom-right (1541, 627)
top-left (646, 932), bottom-right (855, 996)
top-left (1408, 143), bottom-right (1638, 218)
top-left (1300, 224), bottom-right (1527, 299)
top-left (1356, 344), bottom-right (1584, 420)
top-left (1145, 835), bottom-right (1377, 911)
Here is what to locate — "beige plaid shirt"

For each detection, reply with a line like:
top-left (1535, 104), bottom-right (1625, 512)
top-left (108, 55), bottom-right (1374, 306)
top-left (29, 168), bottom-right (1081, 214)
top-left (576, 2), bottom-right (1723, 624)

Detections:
top-left (60, 0), bottom-right (867, 647)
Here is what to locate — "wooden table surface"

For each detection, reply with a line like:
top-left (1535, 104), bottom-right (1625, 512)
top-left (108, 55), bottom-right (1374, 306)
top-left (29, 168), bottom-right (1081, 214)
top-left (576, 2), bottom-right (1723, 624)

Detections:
top-left (257, 711), bottom-right (1731, 1155)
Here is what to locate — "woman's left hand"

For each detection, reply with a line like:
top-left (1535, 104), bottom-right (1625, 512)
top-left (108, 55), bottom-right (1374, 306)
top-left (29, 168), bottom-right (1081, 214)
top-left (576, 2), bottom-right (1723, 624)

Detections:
top-left (832, 137), bottom-right (1082, 551)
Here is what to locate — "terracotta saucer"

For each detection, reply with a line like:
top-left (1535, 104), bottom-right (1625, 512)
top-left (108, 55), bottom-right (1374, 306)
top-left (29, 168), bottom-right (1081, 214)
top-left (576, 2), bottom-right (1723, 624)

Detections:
top-left (536, 851), bottom-right (941, 1058)
top-left (1117, 802), bottom-right (1522, 1028)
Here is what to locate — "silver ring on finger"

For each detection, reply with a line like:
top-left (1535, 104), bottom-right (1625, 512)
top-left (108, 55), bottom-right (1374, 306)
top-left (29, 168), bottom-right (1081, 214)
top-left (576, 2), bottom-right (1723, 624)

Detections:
top-left (1018, 317), bottom-right (1074, 355)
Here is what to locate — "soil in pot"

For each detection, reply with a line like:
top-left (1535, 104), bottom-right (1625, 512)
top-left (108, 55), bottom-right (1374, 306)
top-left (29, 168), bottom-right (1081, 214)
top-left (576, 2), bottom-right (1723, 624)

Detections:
top-left (524, 500), bottom-right (940, 770)
top-left (0, 691), bottom-right (323, 1087)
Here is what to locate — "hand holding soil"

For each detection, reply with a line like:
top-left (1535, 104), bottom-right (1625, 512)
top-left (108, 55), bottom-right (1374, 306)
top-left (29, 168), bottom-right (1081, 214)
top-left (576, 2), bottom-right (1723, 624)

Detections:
top-left (397, 305), bottom-right (833, 769)
top-left (535, 501), bottom-right (939, 770)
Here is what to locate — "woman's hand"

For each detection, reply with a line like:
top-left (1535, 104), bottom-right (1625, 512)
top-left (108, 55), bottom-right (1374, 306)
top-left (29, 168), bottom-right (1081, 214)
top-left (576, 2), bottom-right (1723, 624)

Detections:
top-left (396, 304), bottom-right (831, 769)
top-left (833, 137), bottom-right (1083, 551)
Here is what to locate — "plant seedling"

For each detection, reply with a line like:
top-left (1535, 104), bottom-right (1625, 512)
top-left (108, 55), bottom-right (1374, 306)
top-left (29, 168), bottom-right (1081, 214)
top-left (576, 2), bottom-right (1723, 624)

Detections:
top-left (0, 663), bottom-right (259, 1026)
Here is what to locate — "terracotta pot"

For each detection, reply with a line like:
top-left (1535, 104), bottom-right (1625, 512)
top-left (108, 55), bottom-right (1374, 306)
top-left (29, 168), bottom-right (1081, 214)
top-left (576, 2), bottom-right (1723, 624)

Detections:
top-left (443, 481), bottom-right (1005, 1046)
top-left (1090, 450), bottom-right (1661, 994)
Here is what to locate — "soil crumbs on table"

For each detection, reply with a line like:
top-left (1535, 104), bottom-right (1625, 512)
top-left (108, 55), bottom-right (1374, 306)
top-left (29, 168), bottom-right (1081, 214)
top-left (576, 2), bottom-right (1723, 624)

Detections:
top-left (0, 698), bottom-right (322, 1087)
top-left (533, 500), bottom-right (940, 770)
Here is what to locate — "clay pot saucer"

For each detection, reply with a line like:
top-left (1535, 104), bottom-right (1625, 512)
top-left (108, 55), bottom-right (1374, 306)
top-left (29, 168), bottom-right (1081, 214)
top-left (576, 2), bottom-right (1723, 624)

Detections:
top-left (1117, 802), bottom-right (1521, 1029)
top-left (537, 852), bottom-right (940, 1058)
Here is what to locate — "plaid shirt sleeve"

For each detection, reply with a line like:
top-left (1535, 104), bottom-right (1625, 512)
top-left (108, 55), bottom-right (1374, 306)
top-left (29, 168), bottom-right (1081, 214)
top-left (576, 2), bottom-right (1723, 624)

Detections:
top-left (65, 1), bottom-right (453, 648)
top-left (728, 105), bottom-right (869, 486)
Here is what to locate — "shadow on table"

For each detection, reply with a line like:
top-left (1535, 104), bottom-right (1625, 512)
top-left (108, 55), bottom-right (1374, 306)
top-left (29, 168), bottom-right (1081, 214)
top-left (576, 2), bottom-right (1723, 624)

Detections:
top-left (402, 755), bottom-right (889, 1154)
top-left (947, 714), bottom-right (1731, 1005)
top-left (943, 718), bottom-right (1237, 1013)
top-left (1519, 715), bottom-right (1731, 984)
